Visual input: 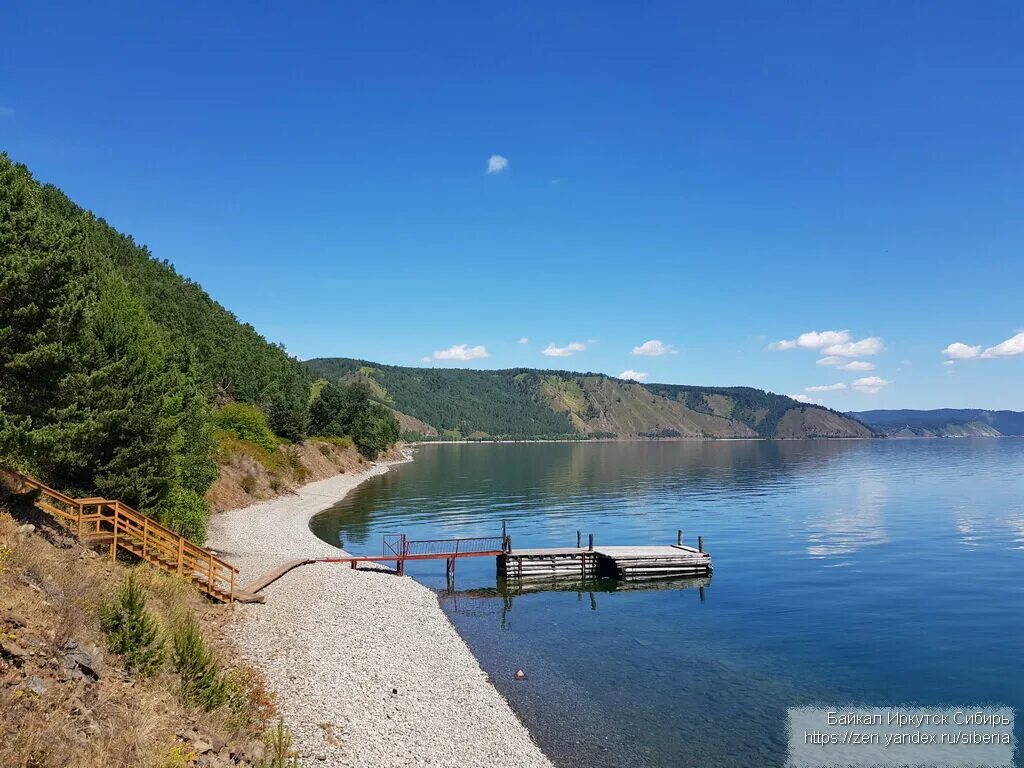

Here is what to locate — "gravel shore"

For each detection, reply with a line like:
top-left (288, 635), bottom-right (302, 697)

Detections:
top-left (206, 456), bottom-right (554, 768)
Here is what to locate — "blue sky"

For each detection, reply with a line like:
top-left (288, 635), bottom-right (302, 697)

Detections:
top-left (3, 1), bottom-right (1022, 409)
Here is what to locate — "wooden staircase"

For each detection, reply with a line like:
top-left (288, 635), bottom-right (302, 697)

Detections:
top-left (3, 470), bottom-right (246, 603)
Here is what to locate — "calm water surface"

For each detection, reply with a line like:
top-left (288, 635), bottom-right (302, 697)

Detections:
top-left (310, 440), bottom-right (1024, 767)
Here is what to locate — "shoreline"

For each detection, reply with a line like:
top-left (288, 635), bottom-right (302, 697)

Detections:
top-left (206, 455), bottom-right (554, 768)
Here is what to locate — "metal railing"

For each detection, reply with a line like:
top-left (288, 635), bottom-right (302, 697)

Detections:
top-left (404, 536), bottom-right (506, 557)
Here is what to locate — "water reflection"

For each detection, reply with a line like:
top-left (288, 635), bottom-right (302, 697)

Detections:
top-left (310, 440), bottom-right (875, 553)
top-left (805, 477), bottom-right (889, 558)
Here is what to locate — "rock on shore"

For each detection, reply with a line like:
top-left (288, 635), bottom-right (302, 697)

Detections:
top-left (207, 459), bottom-right (553, 768)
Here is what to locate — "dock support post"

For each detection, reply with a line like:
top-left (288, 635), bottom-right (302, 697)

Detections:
top-left (576, 530), bottom-right (581, 548)
top-left (677, 529), bottom-right (683, 546)
top-left (504, 535), bottom-right (512, 553)
top-left (588, 533), bottom-right (594, 552)
top-left (502, 520), bottom-right (507, 539)
top-left (698, 535), bottom-right (704, 553)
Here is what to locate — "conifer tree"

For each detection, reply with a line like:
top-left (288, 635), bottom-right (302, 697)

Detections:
top-left (0, 154), bottom-right (95, 469)
top-left (100, 571), bottom-right (165, 677)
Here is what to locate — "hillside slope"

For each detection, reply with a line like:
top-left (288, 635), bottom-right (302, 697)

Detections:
top-left (303, 358), bottom-right (873, 440)
top-left (36, 180), bottom-right (310, 438)
top-left (852, 409), bottom-right (1024, 437)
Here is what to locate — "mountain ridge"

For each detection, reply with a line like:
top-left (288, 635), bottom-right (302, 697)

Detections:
top-left (303, 358), bottom-right (875, 440)
top-left (851, 409), bottom-right (1024, 437)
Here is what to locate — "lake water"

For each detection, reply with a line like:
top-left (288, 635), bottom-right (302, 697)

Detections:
top-left (310, 440), bottom-right (1024, 767)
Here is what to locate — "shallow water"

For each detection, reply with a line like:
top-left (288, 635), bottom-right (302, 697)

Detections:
top-left (310, 440), bottom-right (1024, 767)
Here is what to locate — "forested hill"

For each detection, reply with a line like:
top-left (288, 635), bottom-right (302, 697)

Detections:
top-left (851, 409), bottom-right (1024, 437)
top-left (0, 154), bottom-right (399, 543)
top-left (303, 358), bottom-right (875, 440)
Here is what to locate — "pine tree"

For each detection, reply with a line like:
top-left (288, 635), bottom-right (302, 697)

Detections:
top-left (56, 274), bottom-right (182, 511)
top-left (100, 572), bottom-right (165, 677)
top-left (172, 611), bottom-right (229, 711)
top-left (0, 154), bottom-right (96, 470)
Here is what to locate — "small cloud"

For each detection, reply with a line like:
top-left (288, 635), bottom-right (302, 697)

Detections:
top-left (851, 376), bottom-right (891, 394)
top-left (805, 383), bottom-right (847, 393)
top-left (943, 341), bottom-right (981, 360)
top-left (788, 394), bottom-right (821, 404)
top-left (817, 356), bottom-right (875, 371)
top-left (542, 341), bottom-right (587, 357)
top-left (518, 337), bottom-right (529, 345)
top-left (842, 360), bottom-right (875, 372)
top-left (770, 330), bottom-right (851, 351)
top-left (631, 339), bottom-right (677, 356)
top-left (430, 343), bottom-right (490, 361)
top-left (980, 331), bottom-right (1024, 359)
top-left (421, 356), bottom-right (432, 363)
top-left (618, 369), bottom-right (649, 382)
top-left (822, 337), bottom-right (884, 357)
top-left (943, 360), bottom-right (955, 367)
top-left (486, 155), bottom-right (509, 174)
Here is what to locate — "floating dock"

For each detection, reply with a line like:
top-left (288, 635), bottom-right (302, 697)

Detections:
top-left (498, 541), bottom-right (712, 582)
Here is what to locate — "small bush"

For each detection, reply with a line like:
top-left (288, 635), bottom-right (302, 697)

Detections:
top-left (161, 743), bottom-right (197, 768)
top-left (172, 611), bottom-right (229, 711)
top-left (157, 485), bottom-right (208, 544)
top-left (224, 664), bottom-right (277, 733)
top-left (100, 572), bottom-right (166, 678)
top-left (258, 718), bottom-right (301, 768)
top-left (214, 403), bottom-right (278, 452)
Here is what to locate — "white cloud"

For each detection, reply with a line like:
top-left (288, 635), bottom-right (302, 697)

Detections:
top-left (631, 339), bottom-right (677, 356)
top-left (772, 330), bottom-right (883, 357)
top-left (822, 337), bottom-right (884, 357)
top-left (841, 360), bottom-right (875, 372)
top-left (486, 154), bottom-right (509, 174)
top-left (805, 383), bottom-right (847, 393)
top-left (618, 369), bottom-right (649, 382)
top-left (788, 394), bottom-right (821, 404)
top-left (430, 343), bottom-right (490, 361)
top-left (518, 337), bottom-right (529, 345)
top-left (817, 356), bottom-right (875, 371)
top-left (981, 332), bottom-right (1024, 359)
top-left (851, 376), bottom-right (891, 394)
top-left (770, 330), bottom-right (851, 351)
top-left (542, 341), bottom-right (587, 357)
top-left (943, 360), bottom-right (955, 367)
top-left (942, 341), bottom-right (981, 360)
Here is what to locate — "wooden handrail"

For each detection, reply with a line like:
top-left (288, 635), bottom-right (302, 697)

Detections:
top-left (2, 469), bottom-right (238, 603)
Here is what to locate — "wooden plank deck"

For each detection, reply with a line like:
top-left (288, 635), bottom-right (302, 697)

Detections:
top-left (498, 542), bottom-right (712, 582)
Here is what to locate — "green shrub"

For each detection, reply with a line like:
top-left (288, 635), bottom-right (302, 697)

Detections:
top-left (258, 718), bottom-right (301, 768)
top-left (100, 572), bottom-right (165, 677)
top-left (172, 611), bottom-right (229, 711)
top-left (351, 403), bottom-right (400, 459)
top-left (214, 403), bottom-right (278, 452)
top-left (157, 485), bottom-right (208, 544)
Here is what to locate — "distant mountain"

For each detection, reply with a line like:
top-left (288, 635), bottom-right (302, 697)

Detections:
top-left (303, 358), bottom-right (874, 440)
top-left (851, 409), bottom-right (1024, 437)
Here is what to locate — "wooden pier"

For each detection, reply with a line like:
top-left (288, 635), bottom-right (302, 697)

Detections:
top-left (498, 536), bottom-right (712, 583)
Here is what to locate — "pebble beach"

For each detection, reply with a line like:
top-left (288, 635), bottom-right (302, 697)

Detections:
top-left (206, 456), bottom-right (553, 768)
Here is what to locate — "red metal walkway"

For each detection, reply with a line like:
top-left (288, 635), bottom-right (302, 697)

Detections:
top-left (240, 533), bottom-right (508, 595)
